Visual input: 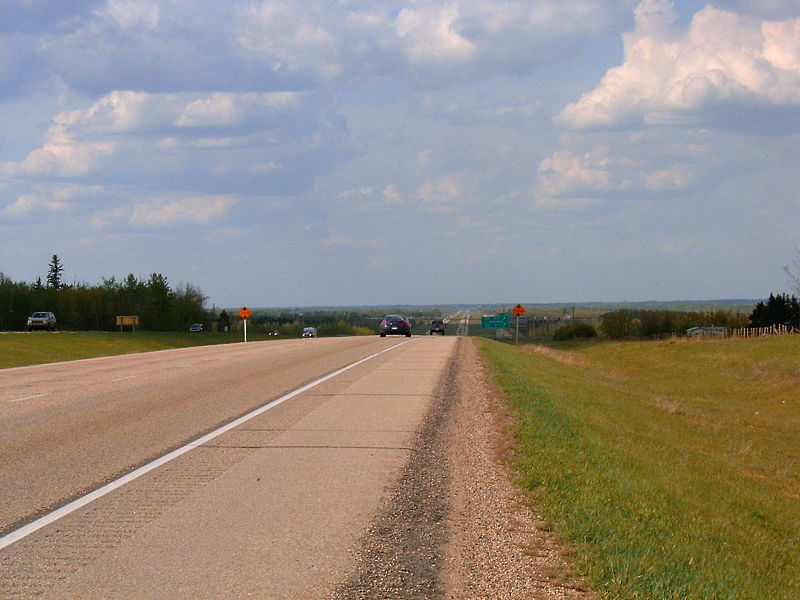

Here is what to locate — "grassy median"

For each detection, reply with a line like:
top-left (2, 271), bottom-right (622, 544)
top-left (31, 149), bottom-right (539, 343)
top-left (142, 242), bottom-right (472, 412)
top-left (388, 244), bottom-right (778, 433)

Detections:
top-left (0, 331), bottom-right (258, 369)
top-left (478, 335), bottom-right (800, 600)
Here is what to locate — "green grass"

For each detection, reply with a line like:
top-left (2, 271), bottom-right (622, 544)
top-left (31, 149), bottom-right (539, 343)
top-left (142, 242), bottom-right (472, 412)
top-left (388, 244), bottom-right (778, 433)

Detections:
top-left (0, 331), bottom-right (267, 369)
top-left (478, 336), bottom-right (800, 600)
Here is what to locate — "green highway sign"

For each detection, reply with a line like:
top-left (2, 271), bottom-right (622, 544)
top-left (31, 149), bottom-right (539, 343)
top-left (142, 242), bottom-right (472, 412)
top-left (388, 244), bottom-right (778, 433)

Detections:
top-left (481, 314), bottom-right (510, 329)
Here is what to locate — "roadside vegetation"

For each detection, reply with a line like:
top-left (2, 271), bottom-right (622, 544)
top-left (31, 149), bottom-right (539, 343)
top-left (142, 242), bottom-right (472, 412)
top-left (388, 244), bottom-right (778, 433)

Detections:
top-left (0, 307), bottom-right (449, 369)
top-left (244, 308), bottom-right (440, 337)
top-left (478, 295), bottom-right (800, 342)
top-left (1, 257), bottom-right (208, 332)
top-left (599, 308), bottom-right (749, 339)
top-left (478, 335), bottom-right (799, 600)
top-left (0, 331), bottom-right (269, 369)
top-left (551, 322), bottom-right (598, 341)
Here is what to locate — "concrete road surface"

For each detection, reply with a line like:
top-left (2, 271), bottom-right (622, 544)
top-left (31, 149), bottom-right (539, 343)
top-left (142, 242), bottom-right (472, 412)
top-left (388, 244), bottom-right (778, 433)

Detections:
top-left (0, 335), bottom-right (457, 598)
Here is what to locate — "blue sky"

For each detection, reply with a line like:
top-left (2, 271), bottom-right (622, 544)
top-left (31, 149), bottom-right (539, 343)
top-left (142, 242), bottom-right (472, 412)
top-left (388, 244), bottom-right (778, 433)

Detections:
top-left (2, 0), bottom-right (799, 307)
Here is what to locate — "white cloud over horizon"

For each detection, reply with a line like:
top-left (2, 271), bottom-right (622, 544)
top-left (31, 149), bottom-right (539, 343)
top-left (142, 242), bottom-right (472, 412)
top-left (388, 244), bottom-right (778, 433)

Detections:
top-left (129, 195), bottom-right (237, 227)
top-left (2, 0), bottom-right (799, 306)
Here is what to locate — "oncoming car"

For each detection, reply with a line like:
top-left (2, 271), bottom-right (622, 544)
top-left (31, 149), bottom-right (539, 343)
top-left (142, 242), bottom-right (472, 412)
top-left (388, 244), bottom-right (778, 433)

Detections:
top-left (302, 327), bottom-right (317, 338)
top-left (27, 312), bottom-right (57, 331)
top-left (379, 315), bottom-right (411, 337)
top-left (189, 323), bottom-right (203, 332)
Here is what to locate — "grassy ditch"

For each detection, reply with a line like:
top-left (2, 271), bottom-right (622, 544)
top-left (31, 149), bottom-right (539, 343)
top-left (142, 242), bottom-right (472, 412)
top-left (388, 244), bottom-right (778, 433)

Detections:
top-left (0, 331), bottom-right (268, 369)
top-left (478, 336), bottom-right (800, 600)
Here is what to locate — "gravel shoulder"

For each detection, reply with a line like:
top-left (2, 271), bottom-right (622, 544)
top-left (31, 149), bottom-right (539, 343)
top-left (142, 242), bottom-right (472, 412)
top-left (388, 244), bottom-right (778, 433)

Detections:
top-left (332, 337), bottom-right (596, 599)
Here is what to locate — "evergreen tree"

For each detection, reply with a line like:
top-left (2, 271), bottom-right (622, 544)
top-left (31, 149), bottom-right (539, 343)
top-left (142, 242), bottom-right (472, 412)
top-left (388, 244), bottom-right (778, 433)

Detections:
top-left (749, 293), bottom-right (800, 327)
top-left (46, 254), bottom-right (64, 289)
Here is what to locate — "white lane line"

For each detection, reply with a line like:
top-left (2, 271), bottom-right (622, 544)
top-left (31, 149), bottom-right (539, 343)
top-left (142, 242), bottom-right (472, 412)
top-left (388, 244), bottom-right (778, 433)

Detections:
top-left (8, 393), bottom-right (50, 403)
top-left (110, 376), bottom-right (136, 382)
top-left (0, 338), bottom-right (417, 551)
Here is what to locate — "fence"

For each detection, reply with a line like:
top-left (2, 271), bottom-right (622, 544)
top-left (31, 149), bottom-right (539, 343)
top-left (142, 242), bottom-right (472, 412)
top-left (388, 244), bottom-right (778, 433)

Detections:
top-left (652, 324), bottom-right (798, 341)
top-left (729, 324), bottom-right (798, 338)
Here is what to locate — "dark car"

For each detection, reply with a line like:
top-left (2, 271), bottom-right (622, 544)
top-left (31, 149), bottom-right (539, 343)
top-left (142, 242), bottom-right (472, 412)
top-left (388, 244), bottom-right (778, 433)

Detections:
top-left (429, 319), bottom-right (445, 335)
top-left (379, 315), bottom-right (411, 337)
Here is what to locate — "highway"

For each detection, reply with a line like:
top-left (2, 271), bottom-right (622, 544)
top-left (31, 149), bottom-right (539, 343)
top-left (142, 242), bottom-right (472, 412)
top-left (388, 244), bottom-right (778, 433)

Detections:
top-left (0, 335), bottom-right (457, 598)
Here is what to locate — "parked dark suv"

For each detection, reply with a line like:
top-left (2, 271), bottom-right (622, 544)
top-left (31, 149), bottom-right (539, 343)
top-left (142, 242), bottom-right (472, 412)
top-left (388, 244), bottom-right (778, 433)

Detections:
top-left (429, 319), bottom-right (445, 335)
top-left (379, 315), bottom-right (411, 337)
top-left (27, 312), bottom-right (57, 331)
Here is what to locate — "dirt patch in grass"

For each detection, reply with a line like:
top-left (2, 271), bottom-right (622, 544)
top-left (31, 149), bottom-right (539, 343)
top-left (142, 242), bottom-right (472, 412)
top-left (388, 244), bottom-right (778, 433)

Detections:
top-left (522, 344), bottom-right (593, 369)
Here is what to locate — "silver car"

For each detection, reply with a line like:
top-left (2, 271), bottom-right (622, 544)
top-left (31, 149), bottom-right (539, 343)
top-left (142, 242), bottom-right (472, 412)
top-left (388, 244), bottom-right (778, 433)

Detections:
top-left (27, 312), bottom-right (57, 331)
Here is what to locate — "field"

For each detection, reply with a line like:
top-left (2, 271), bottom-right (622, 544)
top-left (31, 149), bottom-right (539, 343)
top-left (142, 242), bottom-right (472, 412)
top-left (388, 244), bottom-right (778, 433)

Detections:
top-left (0, 331), bottom-right (269, 369)
top-left (478, 335), bottom-right (800, 600)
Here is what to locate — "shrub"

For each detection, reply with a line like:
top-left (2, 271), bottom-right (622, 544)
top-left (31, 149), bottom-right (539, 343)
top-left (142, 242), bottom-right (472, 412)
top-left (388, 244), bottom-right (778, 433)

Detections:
top-left (552, 323), bottom-right (598, 341)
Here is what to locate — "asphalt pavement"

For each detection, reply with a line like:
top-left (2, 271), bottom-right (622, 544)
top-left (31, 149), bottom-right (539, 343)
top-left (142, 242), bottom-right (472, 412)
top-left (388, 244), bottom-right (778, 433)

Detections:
top-left (0, 335), bottom-right (457, 598)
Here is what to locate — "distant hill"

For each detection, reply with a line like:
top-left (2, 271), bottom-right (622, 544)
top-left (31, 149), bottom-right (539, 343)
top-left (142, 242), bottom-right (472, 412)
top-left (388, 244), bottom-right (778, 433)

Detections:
top-left (227, 300), bottom-right (757, 315)
top-left (474, 300), bottom-right (757, 316)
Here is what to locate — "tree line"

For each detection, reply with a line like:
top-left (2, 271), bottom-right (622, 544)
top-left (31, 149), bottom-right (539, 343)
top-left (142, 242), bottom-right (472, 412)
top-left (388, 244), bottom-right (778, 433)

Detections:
top-left (598, 294), bottom-right (799, 340)
top-left (748, 293), bottom-right (800, 328)
top-left (0, 255), bottom-right (210, 331)
top-left (599, 309), bottom-right (750, 339)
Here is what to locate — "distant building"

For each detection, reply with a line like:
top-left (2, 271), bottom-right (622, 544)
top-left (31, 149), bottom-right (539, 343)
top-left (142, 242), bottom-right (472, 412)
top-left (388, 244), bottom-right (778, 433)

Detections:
top-left (686, 326), bottom-right (728, 338)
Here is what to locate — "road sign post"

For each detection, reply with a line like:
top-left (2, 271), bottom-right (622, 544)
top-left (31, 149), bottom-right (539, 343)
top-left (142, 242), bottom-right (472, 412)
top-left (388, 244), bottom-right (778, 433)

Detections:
top-left (238, 307), bottom-right (252, 342)
top-left (512, 304), bottom-right (526, 344)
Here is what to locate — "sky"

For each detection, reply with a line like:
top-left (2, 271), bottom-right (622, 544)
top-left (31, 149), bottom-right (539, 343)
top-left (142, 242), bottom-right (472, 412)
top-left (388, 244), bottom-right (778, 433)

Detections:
top-left (1, 0), bottom-right (799, 308)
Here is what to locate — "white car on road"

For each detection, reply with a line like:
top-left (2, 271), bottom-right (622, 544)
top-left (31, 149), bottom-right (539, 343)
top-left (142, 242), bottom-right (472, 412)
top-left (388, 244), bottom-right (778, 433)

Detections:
top-left (27, 312), bottom-right (57, 331)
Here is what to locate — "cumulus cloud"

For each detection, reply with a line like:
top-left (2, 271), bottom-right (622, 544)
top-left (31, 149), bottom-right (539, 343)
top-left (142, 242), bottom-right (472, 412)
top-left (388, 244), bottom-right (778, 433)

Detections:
top-left (536, 140), bottom-right (700, 200)
top-left (645, 165), bottom-right (695, 191)
top-left (0, 117), bottom-right (115, 177)
top-left (417, 175), bottom-right (462, 212)
top-left (6, 0), bottom-right (636, 96)
top-left (234, 0), bottom-right (637, 85)
top-left (394, 4), bottom-right (477, 64)
top-left (235, 0), bottom-right (344, 81)
top-left (3, 194), bottom-right (69, 215)
top-left (97, 0), bottom-right (160, 30)
top-left (538, 148), bottom-right (637, 195)
top-left (559, 0), bottom-right (800, 129)
top-left (130, 195), bottom-right (237, 227)
top-left (0, 89), bottom-right (311, 184)
top-left (175, 92), bottom-right (297, 127)
top-left (2, 184), bottom-right (106, 217)
top-left (75, 90), bottom-right (301, 133)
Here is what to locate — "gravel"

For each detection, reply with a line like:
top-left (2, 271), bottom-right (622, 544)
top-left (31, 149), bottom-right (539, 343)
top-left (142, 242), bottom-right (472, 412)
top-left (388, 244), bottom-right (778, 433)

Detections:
top-left (331, 338), bottom-right (596, 599)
